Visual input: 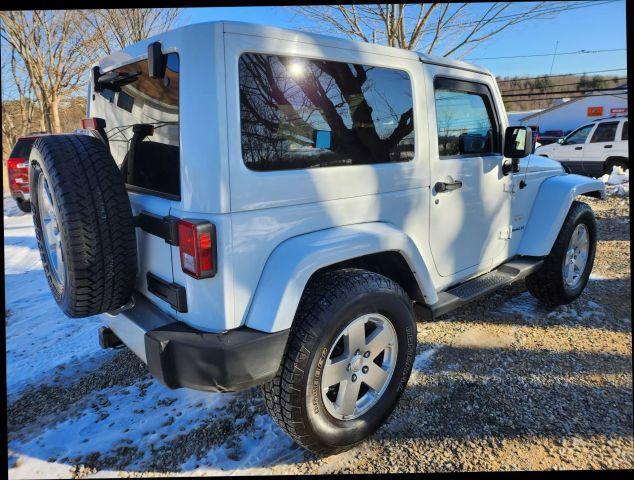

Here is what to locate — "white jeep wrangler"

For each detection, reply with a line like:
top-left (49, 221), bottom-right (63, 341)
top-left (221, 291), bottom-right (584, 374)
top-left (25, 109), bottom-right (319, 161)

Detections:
top-left (29, 22), bottom-right (604, 455)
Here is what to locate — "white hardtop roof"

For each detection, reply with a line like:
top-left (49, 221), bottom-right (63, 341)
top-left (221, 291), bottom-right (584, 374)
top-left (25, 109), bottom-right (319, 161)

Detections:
top-left (101, 20), bottom-right (492, 77)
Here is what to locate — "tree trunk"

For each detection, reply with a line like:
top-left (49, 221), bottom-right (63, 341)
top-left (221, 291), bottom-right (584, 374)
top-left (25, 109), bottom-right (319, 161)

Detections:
top-left (41, 101), bottom-right (53, 134)
top-left (51, 97), bottom-right (62, 133)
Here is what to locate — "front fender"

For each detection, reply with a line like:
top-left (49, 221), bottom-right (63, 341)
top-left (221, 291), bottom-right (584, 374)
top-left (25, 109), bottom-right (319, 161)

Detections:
top-left (518, 174), bottom-right (604, 257)
top-left (244, 223), bottom-right (437, 333)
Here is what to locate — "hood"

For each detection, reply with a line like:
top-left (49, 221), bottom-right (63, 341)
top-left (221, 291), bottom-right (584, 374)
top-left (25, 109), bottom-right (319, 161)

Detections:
top-left (534, 142), bottom-right (559, 155)
top-left (521, 154), bottom-right (564, 174)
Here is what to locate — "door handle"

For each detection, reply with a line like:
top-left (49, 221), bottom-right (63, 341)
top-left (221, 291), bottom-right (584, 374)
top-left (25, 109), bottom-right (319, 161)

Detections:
top-left (604, 144), bottom-right (613, 148)
top-left (435, 180), bottom-right (462, 192)
top-left (574, 146), bottom-right (583, 150)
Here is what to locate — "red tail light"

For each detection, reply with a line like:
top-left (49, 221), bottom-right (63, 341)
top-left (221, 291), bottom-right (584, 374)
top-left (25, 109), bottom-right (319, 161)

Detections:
top-left (7, 157), bottom-right (30, 193)
top-left (178, 220), bottom-right (217, 279)
top-left (81, 117), bottom-right (106, 130)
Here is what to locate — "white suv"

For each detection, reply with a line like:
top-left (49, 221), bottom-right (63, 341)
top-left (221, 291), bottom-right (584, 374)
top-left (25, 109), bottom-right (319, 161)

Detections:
top-left (27, 22), bottom-right (604, 454)
top-left (536, 116), bottom-right (629, 177)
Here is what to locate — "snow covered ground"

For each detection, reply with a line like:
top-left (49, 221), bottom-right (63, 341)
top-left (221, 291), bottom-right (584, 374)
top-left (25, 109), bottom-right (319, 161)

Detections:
top-left (4, 196), bottom-right (303, 478)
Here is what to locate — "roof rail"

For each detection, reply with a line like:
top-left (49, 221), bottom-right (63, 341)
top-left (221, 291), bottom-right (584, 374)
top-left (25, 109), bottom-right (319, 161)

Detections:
top-left (590, 114), bottom-right (628, 122)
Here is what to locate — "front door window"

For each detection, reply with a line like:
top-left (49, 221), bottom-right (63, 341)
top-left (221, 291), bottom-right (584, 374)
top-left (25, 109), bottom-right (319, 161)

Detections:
top-left (563, 125), bottom-right (594, 145)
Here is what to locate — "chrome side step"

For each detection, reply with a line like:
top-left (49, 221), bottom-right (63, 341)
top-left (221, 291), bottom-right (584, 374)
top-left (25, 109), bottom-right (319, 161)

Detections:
top-left (416, 257), bottom-right (543, 321)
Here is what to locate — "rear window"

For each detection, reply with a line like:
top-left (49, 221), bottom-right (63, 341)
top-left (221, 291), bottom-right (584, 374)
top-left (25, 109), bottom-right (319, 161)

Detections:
top-left (10, 138), bottom-right (36, 159)
top-left (239, 53), bottom-right (415, 171)
top-left (96, 53), bottom-right (180, 198)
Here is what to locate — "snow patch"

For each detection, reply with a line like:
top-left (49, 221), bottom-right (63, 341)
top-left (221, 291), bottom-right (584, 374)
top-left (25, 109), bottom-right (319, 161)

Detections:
top-left (412, 346), bottom-right (440, 372)
top-left (601, 166), bottom-right (629, 196)
top-left (4, 206), bottom-right (111, 398)
top-left (494, 291), bottom-right (542, 319)
top-left (4, 195), bottom-right (26, 218)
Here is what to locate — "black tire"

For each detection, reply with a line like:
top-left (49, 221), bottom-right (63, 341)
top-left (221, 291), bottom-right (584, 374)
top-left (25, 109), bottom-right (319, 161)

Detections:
top-left (261, 268), bottom-right (417, 455)
top-left (603, 158), bottom-right (628, 176)
top-left (30, 134), bottom-right (137, 318)
top-left (16, 199), bottom-right (31, 213)
top-left (526, 200), bottom-right (597, 306)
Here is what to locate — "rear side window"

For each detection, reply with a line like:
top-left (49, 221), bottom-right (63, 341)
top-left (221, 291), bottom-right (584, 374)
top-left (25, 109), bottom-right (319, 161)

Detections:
top-left (434, 89), bottom-right (497, 157)
top-left (96, 53), bottom-right (180, 198)
top-left (239, 53), bottom-right (415, 171)
top-left (622, 121), bottom-right (628, 141)
top-left (10, 138), bottom-right (35, 158)
top-left (590, 121), bottom-right (619, 143)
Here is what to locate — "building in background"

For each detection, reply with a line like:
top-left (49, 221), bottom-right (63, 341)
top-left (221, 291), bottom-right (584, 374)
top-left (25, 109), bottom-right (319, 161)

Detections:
top-left (507, 84), bottom-right (628, 133)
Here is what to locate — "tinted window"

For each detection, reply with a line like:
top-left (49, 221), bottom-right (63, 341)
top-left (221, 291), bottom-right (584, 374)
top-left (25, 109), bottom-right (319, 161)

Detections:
top-left (622, 121), bottom-right (628, 141)
top-left (434, 90), bottom-right (495, 156)
top-left (98, 53), bottom-right (180, 197)
top-left (116, 91), bottom-right (134, 113)
top-left (239, 53), bottom-right (414, 171)
top-left (590, 121), bottom-right (619, 143)
top-left (564, 125), bottom-right (593, 145)
top-left (10, 138), bottom-right (36, 158)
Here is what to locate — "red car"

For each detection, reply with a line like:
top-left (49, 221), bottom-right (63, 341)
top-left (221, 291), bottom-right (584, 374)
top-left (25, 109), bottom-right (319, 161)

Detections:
top-left (6, 133), bottom-right (48, 213)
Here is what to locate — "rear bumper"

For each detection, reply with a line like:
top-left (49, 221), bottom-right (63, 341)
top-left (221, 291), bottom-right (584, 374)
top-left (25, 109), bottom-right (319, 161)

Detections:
top-left (104, 293), bottom-right (289, 392)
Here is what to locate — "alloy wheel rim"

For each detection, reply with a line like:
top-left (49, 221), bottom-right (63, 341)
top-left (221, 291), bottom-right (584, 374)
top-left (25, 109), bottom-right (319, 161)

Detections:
top-left (563, 224), bottom-right (589, 288)
top-left (38, 174), bottom-right (65, 287)
top-left (320, 313), bottom-right (398, 420)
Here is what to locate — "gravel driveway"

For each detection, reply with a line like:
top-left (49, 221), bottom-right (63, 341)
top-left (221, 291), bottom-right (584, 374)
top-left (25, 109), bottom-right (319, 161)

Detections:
top-left (6, 193), bottom-right (632, 477)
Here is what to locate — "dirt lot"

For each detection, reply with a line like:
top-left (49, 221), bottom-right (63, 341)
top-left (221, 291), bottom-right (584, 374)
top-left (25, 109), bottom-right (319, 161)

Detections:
top-left (6, 193), bottom-right (632, 477)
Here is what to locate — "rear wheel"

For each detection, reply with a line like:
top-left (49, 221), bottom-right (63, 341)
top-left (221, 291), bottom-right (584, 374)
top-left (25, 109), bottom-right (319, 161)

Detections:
top-left (16, 198), bottom-right (31, 213)
top-left (603, 158), bottom-right (628, 176)
top-left (526, 201), bottom-right (597, 306)
top-left (261, 269), bottom-right (417, 455)
top-left (30, 134), bottom-right (137, 318)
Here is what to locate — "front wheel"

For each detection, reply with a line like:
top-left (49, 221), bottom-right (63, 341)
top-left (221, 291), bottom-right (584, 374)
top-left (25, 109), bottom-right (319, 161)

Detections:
top-left (526, 200), bottom-right (597, 306)
top-left (261, 269), bottom-right (417, 455)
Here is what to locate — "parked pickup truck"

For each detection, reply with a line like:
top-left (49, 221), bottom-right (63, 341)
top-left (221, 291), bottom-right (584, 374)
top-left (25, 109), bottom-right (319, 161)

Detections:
top-left (28, 21), bottom-right (604, 455)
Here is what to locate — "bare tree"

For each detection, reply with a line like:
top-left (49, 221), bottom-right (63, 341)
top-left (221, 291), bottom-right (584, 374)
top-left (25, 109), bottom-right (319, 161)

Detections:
top-left (81, 9), bottom-right (182, 55)
top-left (1, 48), bottom-right (38, 149)
top-left (1, 11), bottom-right (99, 133)
top-left (294, 3), bottom-right (567, 56)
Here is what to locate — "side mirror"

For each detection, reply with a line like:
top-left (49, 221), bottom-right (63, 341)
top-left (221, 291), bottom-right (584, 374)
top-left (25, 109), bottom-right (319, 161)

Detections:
top-left (557, 138), bottom-right (564, 144)
top-left (503, 126), bottom-right (532, 175)
top-left (147, 41), bottom-right (166, 79)
top-left (504, 126), bottom-right (533, 159)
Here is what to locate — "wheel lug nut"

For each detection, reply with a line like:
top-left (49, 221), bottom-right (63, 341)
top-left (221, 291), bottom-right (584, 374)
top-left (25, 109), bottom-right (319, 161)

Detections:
top-left (351, 374), bottom-right (357, 382)
top-left (363, 351), bottom-right (370, 358)
top-left (362, 366), bottom-right (369, 374)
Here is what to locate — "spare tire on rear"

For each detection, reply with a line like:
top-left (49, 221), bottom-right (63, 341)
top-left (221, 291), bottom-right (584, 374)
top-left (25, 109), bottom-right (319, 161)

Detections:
top-left (29, 134), bottom-right (137, 318)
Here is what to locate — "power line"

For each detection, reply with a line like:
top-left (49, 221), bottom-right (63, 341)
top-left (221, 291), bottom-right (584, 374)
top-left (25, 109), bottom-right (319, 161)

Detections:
top-left (496, 68), bottom-right (628, 83)
top-left (467, 47), bottom-right (626, 61)
top-left (502, 89), bottom-right (627, 101)
top-left (499, 77), bottom-right (628, 93)
top-left (503, 92), bottom-right (628, 103)
top-left (426, 0), bottom-right (619, 32)
top-left (502, 86), bottom-right (627, 98)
